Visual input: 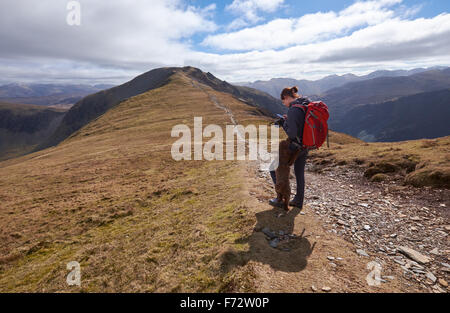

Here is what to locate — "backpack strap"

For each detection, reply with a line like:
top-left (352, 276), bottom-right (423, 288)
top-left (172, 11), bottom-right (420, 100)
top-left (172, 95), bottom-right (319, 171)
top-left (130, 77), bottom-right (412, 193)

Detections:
top-left (289, 103), bottom-right (309, 148)
top-left (291, 103), bottom-right (308, 112)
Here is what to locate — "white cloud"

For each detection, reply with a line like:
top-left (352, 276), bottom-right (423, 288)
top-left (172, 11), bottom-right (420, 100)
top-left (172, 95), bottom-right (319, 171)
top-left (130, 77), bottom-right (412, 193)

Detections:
top-left (203, 0), bottom-right (403, 51)
top-left (1, 0), bottom-right (450, 84)
top-left (226, 18), bottom-right (250, 31)
top-left (0, 0), bottom-right (217, 68)
top-left (225, 0), bottom-right (285, 29)
top-left (227, 0), bottom-right (285, 17)
top-left (189, 9), bottom-right (450, 81)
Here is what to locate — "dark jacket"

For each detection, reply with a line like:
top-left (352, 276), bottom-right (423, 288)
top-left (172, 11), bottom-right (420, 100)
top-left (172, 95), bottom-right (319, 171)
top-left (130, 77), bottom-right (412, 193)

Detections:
top-left (282, 97), bottom-right (309, 146)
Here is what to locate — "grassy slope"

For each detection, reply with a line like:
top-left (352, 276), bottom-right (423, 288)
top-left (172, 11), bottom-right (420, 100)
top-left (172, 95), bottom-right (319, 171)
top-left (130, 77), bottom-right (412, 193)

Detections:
top-left (0, 72), bottom-right (269, 292)
top-left (310, 132), bottom-right (450, 188)
top-left (1, 71), bottom-right (447, 292)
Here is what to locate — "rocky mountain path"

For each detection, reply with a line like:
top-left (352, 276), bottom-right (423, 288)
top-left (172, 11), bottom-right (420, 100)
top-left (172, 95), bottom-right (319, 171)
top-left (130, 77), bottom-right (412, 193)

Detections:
top-left (245, 160), bottom-right (449, 293)
top-left (194, 78), bottom-right (449, 292)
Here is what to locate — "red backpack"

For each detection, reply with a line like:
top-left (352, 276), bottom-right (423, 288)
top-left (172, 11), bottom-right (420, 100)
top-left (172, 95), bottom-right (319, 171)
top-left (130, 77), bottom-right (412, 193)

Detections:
top-left (292, 101), bottom-right (329, 150)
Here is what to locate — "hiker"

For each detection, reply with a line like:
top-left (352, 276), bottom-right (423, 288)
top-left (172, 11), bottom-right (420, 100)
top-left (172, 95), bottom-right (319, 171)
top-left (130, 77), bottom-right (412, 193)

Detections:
top-left (269, 86), bottom-right (309, 210)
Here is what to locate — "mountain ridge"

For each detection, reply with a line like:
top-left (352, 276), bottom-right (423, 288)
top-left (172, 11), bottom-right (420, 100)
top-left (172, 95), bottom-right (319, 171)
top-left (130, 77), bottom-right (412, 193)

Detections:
top-left (236, 66), bottom-right (449, 98)
top-left (37, 66), bottom-right (283, 151)
top-left (0, 68), bottom-right (448, 294)
top-left (0, 69), bottom-right (285, 292)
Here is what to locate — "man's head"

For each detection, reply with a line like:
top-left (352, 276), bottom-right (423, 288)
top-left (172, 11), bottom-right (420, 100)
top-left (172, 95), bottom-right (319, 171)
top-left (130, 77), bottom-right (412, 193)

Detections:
top-left (281, 86), bottom-right (300, 107)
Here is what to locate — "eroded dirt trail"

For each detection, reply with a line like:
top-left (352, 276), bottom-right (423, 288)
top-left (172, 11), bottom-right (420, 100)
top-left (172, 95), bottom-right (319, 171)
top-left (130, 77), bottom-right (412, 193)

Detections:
top-left (190, 80), bottom-right (238, 126)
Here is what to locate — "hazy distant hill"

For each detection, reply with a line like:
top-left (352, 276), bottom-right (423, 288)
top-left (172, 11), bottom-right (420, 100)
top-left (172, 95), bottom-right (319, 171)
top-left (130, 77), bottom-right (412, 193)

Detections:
top-left (236, 67), bottom-right (446, 98)
top-left (336, 89), bottom-right (450, 142)
top-left (0, 83), bottom-right (115, 108)
top-left (39, 66), bottom-right (283, 150)
top-left (323, 68), bottom-right (450, 127)
top-left (0, 102), bottom-right (66, 160)
top-left (237, 74), bottom-right (358, 97)
top-left (0, 83), bottom-right (115, 98)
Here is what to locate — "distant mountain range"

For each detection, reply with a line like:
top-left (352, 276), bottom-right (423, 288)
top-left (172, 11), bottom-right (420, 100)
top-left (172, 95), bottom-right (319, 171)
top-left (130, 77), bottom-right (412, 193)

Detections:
top-left (0, 83), bottom-right (115, 108)
top-left (236, 66), bottom-right (448, 98)
top-left (237, 67), bottom-right (450, 142)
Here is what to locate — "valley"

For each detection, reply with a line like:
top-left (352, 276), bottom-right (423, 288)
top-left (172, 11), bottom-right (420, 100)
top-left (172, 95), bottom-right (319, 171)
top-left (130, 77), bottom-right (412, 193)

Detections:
top-left (0, 102), bottom-right (67, 161)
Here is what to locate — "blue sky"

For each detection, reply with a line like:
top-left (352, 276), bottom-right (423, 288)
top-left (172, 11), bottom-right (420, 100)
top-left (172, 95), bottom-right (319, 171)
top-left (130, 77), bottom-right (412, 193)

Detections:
top-left (0, 0), bottom-right (449, 84)
top-left (190, 0), bottom-right (447, 24)
top-left (189, 0), bottom-right (449, 54)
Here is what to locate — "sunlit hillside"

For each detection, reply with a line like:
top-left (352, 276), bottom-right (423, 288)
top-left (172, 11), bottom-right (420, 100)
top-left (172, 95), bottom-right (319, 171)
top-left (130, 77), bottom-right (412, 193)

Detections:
top-left (0, 72), bottom-right (270, 292)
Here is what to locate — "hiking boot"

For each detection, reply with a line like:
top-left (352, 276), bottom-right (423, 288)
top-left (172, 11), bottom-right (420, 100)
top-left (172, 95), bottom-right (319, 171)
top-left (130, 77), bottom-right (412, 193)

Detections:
top-left (289, 199), bottom-right (303, 209)
top-left (268, 198), bottom-right (284, 208)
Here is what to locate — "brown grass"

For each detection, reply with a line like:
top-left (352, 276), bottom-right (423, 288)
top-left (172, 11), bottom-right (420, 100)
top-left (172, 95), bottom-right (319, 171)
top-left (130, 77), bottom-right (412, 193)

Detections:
top-left (310, 133), bottom-right (450, 188)
top-left (0, 72), bottom-right (267, 292)
top-left (1, 70), bottom-right (448, 293)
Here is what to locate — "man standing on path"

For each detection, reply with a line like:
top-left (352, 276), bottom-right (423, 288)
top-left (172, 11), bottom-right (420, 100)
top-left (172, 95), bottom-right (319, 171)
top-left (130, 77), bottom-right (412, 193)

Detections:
top-left (269, 86), bottom-right (309, 210)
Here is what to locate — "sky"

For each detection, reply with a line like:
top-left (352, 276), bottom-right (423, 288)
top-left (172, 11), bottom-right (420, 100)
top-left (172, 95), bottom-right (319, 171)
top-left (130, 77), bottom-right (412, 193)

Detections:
top-left (0, 0), bottom-right (449, 85)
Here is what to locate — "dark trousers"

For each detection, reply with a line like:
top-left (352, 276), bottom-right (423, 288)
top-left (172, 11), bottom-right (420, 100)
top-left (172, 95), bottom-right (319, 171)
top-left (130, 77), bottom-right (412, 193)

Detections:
top-left (270, 149), bottom-right (308, 206)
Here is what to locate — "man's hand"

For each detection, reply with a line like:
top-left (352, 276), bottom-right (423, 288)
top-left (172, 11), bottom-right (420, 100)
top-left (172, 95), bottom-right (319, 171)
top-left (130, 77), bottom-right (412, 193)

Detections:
top-left (274, 117), bottom-right (285, 127)
top-left (288, 141), bottom-right (302, 151)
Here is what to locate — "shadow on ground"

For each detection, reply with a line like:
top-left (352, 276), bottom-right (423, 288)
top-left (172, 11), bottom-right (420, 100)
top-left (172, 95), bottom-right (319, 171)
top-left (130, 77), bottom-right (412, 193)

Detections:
top-left (219, 205), bottom-right (316, 273)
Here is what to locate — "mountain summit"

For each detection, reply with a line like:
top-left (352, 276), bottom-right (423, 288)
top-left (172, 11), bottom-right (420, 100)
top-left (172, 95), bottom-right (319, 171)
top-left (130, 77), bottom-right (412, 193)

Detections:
top-left (38, 67), bottom-right (283, 151)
